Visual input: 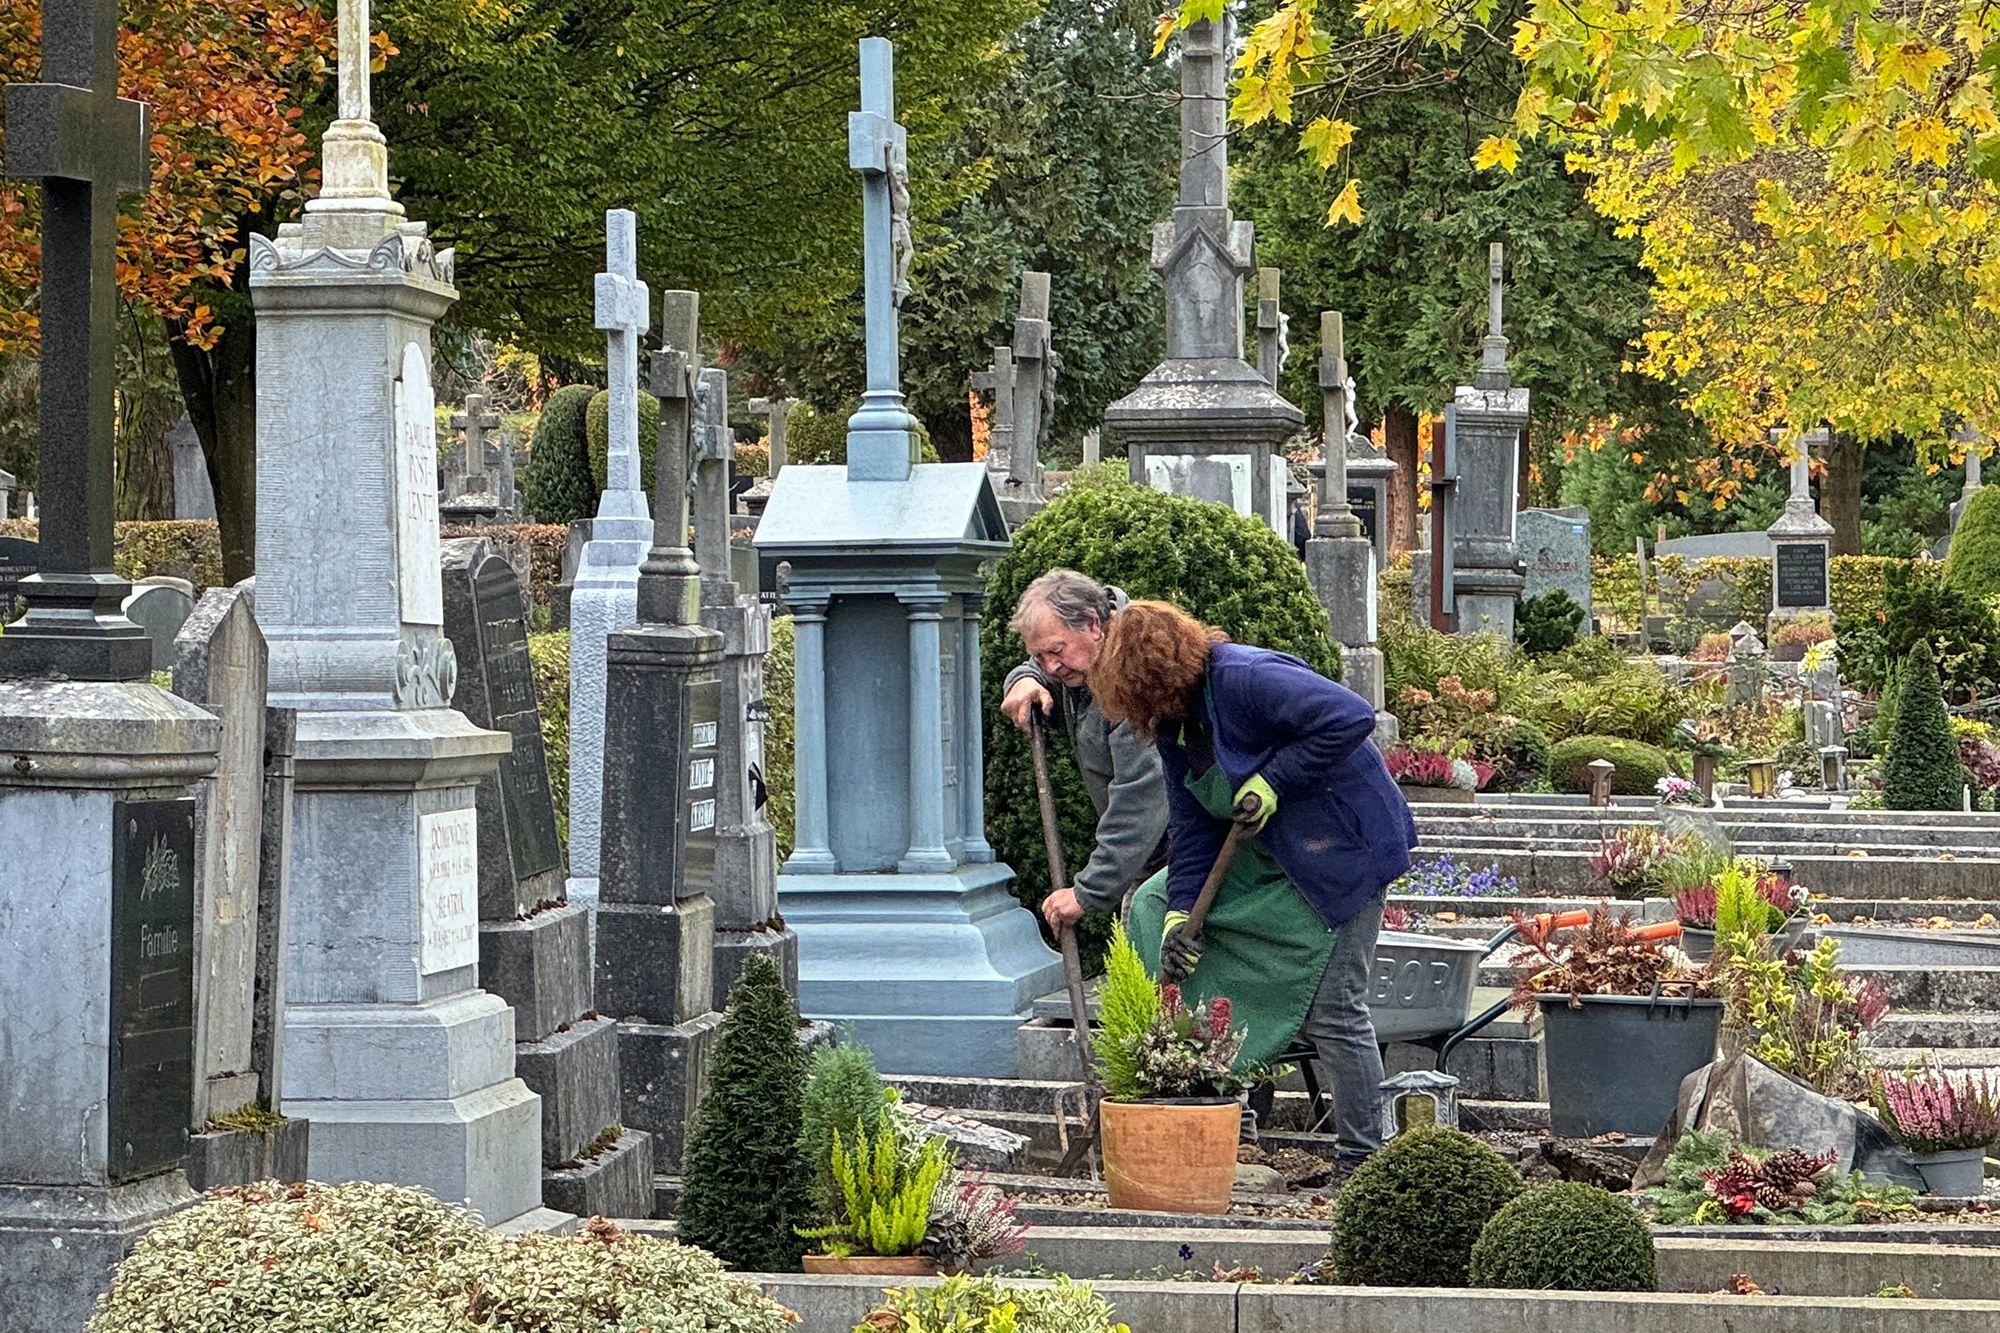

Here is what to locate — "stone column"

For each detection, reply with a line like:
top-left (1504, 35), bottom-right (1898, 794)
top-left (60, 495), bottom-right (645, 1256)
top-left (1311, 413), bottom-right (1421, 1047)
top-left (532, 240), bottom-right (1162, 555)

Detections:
top-left (900, 592), bottom-right (953, 873)
top-left (958, 593), bottom-right (994, 864)
top-left (785, 599), bottom-right (838, 872)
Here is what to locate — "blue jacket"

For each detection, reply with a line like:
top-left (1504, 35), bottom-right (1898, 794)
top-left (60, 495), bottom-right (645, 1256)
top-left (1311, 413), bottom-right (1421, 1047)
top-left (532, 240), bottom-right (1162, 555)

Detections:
top-left (1161, 642), bottom-right (1418, 930)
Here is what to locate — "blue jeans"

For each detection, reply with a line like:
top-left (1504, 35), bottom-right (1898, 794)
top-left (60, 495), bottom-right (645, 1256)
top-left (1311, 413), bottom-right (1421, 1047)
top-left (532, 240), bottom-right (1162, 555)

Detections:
top-left (1299, 888), bottom-right (1387, 1163)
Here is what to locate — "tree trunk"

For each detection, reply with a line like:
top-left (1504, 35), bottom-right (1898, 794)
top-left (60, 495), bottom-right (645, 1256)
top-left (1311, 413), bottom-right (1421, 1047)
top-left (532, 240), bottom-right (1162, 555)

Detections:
top-left (114, 403), bottom-right (177, 520)
top-left (168, 316), bottom-right (257, 585)
top-left (1822, 431), bottom-right (1864, 556)
top-left (1383, 402), bottom-right (1418, 552)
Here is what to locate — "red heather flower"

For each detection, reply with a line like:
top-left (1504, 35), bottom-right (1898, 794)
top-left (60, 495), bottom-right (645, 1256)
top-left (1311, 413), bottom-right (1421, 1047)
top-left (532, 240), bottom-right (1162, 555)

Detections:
top-left (1727, 1192), bottom-right (1756, 1217)
top-left (1206, 996), bottom-right (1232, 1039)
top-left (1160, 983), bottom-right (1182, 1015)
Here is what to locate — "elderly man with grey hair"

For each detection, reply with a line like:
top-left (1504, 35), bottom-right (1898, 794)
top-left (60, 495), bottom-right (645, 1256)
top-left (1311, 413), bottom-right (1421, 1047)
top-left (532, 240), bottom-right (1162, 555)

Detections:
top-left (1002, 569), bottom-right (1169, 930)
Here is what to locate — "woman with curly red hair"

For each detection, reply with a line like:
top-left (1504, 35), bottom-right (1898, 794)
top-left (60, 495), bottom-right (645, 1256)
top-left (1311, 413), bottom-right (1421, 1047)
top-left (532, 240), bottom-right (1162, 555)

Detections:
top-left (1090, 599), bottom-right (1417, 1179)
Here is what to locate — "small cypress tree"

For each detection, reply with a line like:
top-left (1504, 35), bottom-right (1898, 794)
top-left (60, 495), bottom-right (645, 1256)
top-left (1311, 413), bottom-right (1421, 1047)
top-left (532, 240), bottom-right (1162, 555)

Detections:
top-left (518, 385), bottom-right (597, 524)
top-left (797, 1039), bottom-right (891, 1217)
top-left (675, 955), bottom-right (814, 1271)
top-left (1881, 639), bottom-right (1965, 811)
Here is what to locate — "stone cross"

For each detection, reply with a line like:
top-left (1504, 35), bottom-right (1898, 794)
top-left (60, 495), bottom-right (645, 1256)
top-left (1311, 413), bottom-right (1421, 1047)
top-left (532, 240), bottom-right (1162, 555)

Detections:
top-left (1166, 16), bottom-right (1245, 361)
top-left (971, 347), bottom-right (1015, 478)
top-left (596, 209), bottom-right (651, 499)
top-left (695, 367), bottom-right (736, 606)
top-left (1256, 268), bottom-right (1287, 389)
top-left (1316, 311), bottom-right (1362, 539)
top-left (1474, 242), bottom-right (1509, 391)
top-left (747, 395), bottom-right (791, 476)
top-left (0, 0), bottom-right (152, 680)
top-left (309, 0), bottom-right (398, 218)
top-left (845, 37), bottom-right (921, 482)
top-left (451, 393), bottom-right (502, 497)
top-left (639, 290), bottom-right (702, 627)
top-left (1008, 271), bottom-right (1054, 496)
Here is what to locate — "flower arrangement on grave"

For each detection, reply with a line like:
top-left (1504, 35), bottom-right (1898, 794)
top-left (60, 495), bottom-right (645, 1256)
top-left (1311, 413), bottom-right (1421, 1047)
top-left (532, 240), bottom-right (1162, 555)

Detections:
top-left (1093, 923), bottom-right (1252, 1101)
top-left (1869, 1066), bottom-right (2000, 1157)
top-left (1390, 854), bottom-right (1518, 899)
top-left (920, 1175), bottom-right (1029, 1273)
top-left (1718, 936), bottom-right (1888, 1098)
top-left (1588, 825), bottom-right (1697, 897)
top-left (1506, 904), bottom-right (1713, 1007)
top-left (1644, 1130), bottom-right (1918, 1225)
top-left (1382, 740), bottom-right (1494, 791)
top-left (797, 1123), bottom-right (952, 1262)
top-left (856, 1273), bottom-right (1130, 1333)
top-left (1672, 861), bottom-right (1803, 931)
top-left (1655, 775), bottom-right (1704, 806)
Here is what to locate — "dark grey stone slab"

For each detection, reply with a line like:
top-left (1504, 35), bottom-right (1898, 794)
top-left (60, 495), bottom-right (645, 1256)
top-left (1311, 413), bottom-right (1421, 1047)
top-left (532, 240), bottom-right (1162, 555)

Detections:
top-left (618, 1009), bottom-right (724, 1174)
top-left (480, 901), bottom-right (593, 1043)
top-left (516, 1014), bottom-right (624, 1167)
top-left (182, 1116), bottom-right (310, 1191)
top-left (597, 897), bottom-right (713, 1027)
top-left (542, 1126), bottom-right (655, 1220)
top-left (109, 797), bottom-right (197, 1181)
top-left (0, 1175), bottom-right (197, 1333)
top-left (711, 925), bottom-right (798, 1012)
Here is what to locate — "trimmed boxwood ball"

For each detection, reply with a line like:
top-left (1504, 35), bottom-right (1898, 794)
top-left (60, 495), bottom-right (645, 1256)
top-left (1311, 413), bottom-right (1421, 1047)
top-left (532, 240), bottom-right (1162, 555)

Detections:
top-left (518, 384), bottom-right (596, 525)
top-left (1468, 1181), bottom-right (1656, 1292)
top-left (1330, 1127), bottom-right (1524, 1286)
top-left (1943, 484), bottom-right (2000, 599)
top-left (1547, 734), bottom-right (1672, 796)
top-left (980, 469), bottom-right (1342, 967)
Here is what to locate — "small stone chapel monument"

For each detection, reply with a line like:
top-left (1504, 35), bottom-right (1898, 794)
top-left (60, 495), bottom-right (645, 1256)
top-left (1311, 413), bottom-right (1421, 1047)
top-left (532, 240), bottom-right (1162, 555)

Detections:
top-left (0, 4), bottom-right (222, 1325)
top-left (1766, 427), bottom-right (1834, 629)
top-left (249, 0), bottom-right (540, 1223)
top-left (1104, 15), bottom-right (1304, 531)
top-left (755, 38), bottom-right (1063, 1075)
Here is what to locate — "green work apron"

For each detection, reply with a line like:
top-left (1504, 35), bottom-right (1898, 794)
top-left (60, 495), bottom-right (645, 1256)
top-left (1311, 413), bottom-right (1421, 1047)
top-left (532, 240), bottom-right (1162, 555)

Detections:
top-left (1128, 757), bottom-right (1338, 1070)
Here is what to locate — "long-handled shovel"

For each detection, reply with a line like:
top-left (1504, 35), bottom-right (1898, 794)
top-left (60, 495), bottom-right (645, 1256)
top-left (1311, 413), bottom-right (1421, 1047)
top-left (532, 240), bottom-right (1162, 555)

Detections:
top-left (1029, 709), bottom-right (1101, 1177)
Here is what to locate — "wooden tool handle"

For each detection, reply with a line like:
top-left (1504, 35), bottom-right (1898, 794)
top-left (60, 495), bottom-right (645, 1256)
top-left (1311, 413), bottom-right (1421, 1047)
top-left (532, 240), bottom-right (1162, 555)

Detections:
top-left (1183, 792), bottom-right (1261, 938)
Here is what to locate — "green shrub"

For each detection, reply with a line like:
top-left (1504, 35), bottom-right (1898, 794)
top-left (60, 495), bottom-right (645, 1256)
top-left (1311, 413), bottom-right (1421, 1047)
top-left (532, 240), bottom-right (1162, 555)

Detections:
top-left (1518, 590), bottom-right (1585, 656)
top-left (856, 1274), bottom-right (1125, 1333)
top-left (980, 475), bottom-right (1341, 962)
top-left (1944, 486), bottom-right (2000, 598)
top-left (1091, 922), bottom-right (1160, 1101)
top-left (87, 1180), bottom-right (797, 1332)
top-left (1469, 1182), bottom-right (1656, 1292)
top-left (585, 388), bottom-right (660, 495)
top-left (805, 1121), bottom-right (951, 1257)
top-left (765, 614), bottom-right (796, 861)
top-left (1881, 639), bottom-right (1966, 811)
top-left (518, 385), bottom-right (597, 525)
top-left (1836, 560), bottom-right (2000, 698)
top-left (735, 442), bottom-right (771, 479)
top-left (676, 955), bottom-right (815, 1272)
top-left (528, 632), bottom-right (569, 851)
top-left (785, 399), bottom-right (936, 466)
top-left (1547, 734), bottom-right (1673, 795)
top-left (1497, 720), bottom-right (1552, 787)
top-left (1330, 1127), bottom-right (1524, 1287)
top-left (798, 1039), bottom-right (891, 1217)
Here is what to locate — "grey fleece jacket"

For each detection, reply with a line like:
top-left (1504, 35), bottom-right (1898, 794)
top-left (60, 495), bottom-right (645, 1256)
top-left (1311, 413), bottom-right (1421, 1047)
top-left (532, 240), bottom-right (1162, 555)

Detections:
top-left (1003, 588), bottom-right (1170, 913)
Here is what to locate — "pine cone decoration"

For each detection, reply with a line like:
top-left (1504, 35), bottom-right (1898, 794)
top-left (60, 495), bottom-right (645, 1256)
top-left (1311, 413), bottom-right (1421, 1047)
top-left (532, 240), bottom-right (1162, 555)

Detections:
top-left (1753, 1147), bottom-right (1835, 1208)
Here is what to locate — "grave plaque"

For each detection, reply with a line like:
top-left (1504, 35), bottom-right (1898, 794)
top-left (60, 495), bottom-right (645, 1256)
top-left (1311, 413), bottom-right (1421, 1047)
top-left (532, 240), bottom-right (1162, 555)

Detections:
top-left (1346, 486), bottom-right (1379, 547)
top-left (0, 534), bottom-right (37, 619)
top-left (109, 798), bottom-right (197, 1182)
top-left (394, 343), bottom-right (444, 627)
top-left (683, 677), bottom-right (721, 900)
top-left (418, 807), bottom-right (479, 974)
top-left (1774, 541), bottom-right (1828, 610)
top-left (470, 555), bottom-right (562, 884)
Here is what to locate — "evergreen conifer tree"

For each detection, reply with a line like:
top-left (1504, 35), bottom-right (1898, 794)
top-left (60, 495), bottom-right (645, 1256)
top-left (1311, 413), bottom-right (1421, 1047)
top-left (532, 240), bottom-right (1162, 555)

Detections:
top-left (675, 954), bottom-right (814, 1271)
top-left (1881, 639), bottom-right (1965, 811)
top-left (518, 384), bottom-right (598, 525)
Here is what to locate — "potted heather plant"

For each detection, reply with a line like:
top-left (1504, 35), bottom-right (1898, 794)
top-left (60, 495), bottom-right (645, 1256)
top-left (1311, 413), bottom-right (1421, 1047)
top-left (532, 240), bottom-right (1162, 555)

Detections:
top-left (1093, 922), bottom-right (1251, 1214)
top-left (797, 1122), bottom-right (952, 1275)
top-left (1383, 740), bottom-right (1492, 804)
top-left (1672, 859), bottom-right (1807, 960)
top-left (1870, 1065), bottom-right (2000, 1198)
top-left (1510, 905), bottom-right (1720, 1138)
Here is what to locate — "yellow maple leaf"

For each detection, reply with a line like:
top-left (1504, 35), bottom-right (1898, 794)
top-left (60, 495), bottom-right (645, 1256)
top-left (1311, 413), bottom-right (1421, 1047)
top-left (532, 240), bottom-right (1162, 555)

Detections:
top-left (1325, 178), bottom-right (1363, 226)
top-left (1473, 134), bottom-right (1522, 172)
top-left (1300, 116), bottom-right (1357, 167)
top-left (1896, 114), bottom-right (1953, 167)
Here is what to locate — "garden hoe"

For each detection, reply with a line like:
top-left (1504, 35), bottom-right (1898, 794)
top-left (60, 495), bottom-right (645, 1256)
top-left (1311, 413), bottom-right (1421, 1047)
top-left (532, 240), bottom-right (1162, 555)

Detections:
top-left (1029, 708), bottom-right (1102, 1179)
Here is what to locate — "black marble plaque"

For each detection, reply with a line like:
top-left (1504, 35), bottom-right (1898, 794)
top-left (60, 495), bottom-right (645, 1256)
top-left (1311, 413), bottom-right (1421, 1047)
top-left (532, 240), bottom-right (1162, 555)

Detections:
top-left (1774, 541), bottom-right (1828, 609)
top-left (471, 557), bottom-right (563, 882)
top-left (109, 798), bottom-right (196, 1181)
top-left (1346, 486), bottom-right (1379, 546)
top-left (0, 534), bottom-right (38, 620)
top-left (683, 676), bottom-right (721, 901)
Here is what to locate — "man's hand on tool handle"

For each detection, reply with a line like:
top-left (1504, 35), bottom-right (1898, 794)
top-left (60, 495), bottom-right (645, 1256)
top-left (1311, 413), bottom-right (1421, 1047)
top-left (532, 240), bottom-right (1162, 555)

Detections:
top-left (1042, 886), bottom-right (1085, 930)
top-left (1003, 676), bottom-right (1054, 731)
top-left (1160, 910), bottom-right (1203, 983)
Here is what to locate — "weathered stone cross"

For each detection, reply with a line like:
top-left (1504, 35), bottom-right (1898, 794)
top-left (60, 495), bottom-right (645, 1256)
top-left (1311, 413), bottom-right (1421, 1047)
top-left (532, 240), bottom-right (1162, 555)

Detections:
top-left (639, 289), bottom-right (702, 627)
top-left (844, 36), bottom-right (920, 481)
top-left (596, 209), bottom-right (651, 500)
top-left (1475, 242), bottom-right (1510, 391)
top-left (450, 393), bottom-right (502, 495)
top-left (1316, 311), bottom-right (1363, 539)
top-left (1, 0), bottom-right (152, 679)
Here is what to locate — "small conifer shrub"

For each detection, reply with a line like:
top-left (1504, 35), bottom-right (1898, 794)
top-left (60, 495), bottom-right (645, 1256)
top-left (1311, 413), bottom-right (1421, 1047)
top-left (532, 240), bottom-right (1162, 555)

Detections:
top-left (1882, 639), bottom-right (1966, 810)
top-left (518, 385), bottom-right (597, 524)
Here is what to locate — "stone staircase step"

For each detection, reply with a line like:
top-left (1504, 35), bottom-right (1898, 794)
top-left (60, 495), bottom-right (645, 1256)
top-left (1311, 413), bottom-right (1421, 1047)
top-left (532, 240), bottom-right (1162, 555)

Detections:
top-left (1418, 847), bottom-right (2000, 900)
top-left (1394, 895), bottom-right (2000, 924)
top-left (1874, 1012), bottom-right (2000, 1049)
top-left (1863, 1045), bottom-right (2000, 1071)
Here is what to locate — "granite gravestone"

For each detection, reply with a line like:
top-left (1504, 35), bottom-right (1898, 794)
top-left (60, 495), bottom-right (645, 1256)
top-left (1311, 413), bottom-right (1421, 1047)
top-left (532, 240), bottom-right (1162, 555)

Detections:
top-left (566, 210), bottom-right (656, 916)
top-left (170, 586), bottom-right (306, 1189)
top-left (0, 3), bottom-right (226, 1327)
top-left (124, 578), bottom-right (196, 670)
top-left (168, 413), bottom-right (217, 520)
top-left (1518, 507), bottom-right (1592, 630)
top-left (1104, 15), bottom-right (1303, 532)
top-left (1303, 310), bottom-right (1384, 712)
top-left (248, 0), bottom-right (537, 1224)
top-left (971, 346), bottom-right (1015, 483)
top-left (755, 38), bottom-right (1061, 1075)
top-left (999, 271), bottom-right (1054, 526)
top-left (442, 537), bottom-right (652, 1218)
top-left (0, 533), bottom-right (39, 620)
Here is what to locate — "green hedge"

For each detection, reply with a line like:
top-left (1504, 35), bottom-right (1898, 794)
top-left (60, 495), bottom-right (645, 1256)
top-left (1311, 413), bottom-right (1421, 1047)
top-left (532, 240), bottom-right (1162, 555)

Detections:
top-left (1944, 486), bottom-right (2000, 598)
top-left (519, 386), bottom-right (597, 525)
top-left (585, 389), bottom-right (660, 495)
top-left (528, 631), bottom-right (570, 851)
top-left (0, 518), bottom-right (225, 596)
top-left (980, 472), bottom-right (1340, 965)
top-left (782, 399), bottom-right (937, 465)
top-left (1594, 552), bottom-right (1908, 633)
top-left (765, 614), bottom-right (796, 862)
top-left (1547, 734), bottom-right (1673, 795)
top-left (440, 522), bottom-right (568, 627)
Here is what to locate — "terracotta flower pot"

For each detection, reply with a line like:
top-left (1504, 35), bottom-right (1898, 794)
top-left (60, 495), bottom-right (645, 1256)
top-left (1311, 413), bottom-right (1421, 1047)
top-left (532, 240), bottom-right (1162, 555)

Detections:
top-left (800, 1253), bottom-right (939, 1277)
top-left (1098, 1097), bottom-right (1240, 1214)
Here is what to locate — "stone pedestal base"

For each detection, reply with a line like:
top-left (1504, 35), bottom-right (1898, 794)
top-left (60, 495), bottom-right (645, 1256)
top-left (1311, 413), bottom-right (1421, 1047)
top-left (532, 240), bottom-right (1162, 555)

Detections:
top-left (597, 895), bottom-right (715, 1028)
top-left (1303, 535), bottom-right (1378, 665)
top-left (542, 1126), bottom-right (654, 1219)
top-left (712, 924), bottom-right (799, 1011)
top-left (618, 1009), bottom-right (727, 1175)
top-left (286, 1079), bottom-right (541, 1223)
top-left (0, 1175), bottom-right (198, 1333)
top-left (184, 1117), bottom-right (312, 1191)
top-left (777, 862), bottom-right (1064, 1076)
top-left (480, 902), bottom-right (593, 1043)
top-left (1341, 645), bottom-right (1384, 714)
top-left (517, 1015), bottom-right (625, 1166)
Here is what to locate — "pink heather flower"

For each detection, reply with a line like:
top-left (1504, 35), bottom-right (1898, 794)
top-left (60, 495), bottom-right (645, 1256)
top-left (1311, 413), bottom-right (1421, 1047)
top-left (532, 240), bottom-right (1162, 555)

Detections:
top-left (1160, 983), bottom-right (1182, 1014)
top-left (1206, 996), bottom-right (1232, 1039)
top-left (1875, 1067), bottom-right (2000, 1154)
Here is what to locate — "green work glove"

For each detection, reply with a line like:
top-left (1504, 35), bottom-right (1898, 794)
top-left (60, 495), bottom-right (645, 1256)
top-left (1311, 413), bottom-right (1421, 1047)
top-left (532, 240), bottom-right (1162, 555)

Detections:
top-left (1160, 909), bottom-right (1203, 984)
top-left (1233, 774), bottom-right (1277, 832)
